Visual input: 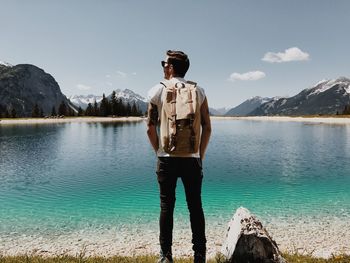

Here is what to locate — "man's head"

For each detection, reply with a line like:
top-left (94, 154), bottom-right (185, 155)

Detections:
top-left (162, 50), bottom-right (190, 79)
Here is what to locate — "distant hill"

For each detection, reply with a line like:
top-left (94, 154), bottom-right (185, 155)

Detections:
top-left (0, 63), bottom-right (75, 117)
top-left (249, 77), bottom-right (350, 116)
top-left (225, 96), bottom-right (271, 116)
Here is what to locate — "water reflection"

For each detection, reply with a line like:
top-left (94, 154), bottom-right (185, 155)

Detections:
top-left (0, 120), bottom-right (350, 234)
top-left (0, 124), bottom-right (65, 191)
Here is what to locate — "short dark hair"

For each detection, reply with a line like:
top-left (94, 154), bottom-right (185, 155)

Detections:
top-left (166, 50), bottom-right (190, 78)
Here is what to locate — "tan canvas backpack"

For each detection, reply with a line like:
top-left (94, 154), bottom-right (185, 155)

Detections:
top-left (159, 80), bottom-right (201, 155)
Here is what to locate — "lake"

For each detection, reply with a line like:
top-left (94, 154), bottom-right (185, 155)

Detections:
top-left (1, 119), bottom-right (350, 257)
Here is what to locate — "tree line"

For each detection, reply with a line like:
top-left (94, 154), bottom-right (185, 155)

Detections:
top-left (0, 91), bottom-right (143, 118)
top-left (84, 92), bottom-right (143, 117)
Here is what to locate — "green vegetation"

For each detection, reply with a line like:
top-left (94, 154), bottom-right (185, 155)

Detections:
top-left (1, 254), bottom-right (349, 263)
top-left (84, 92), bottom-right (143, 117)
top-left (0, 90), bottom-right (143, 118)
top-left (341, 105), bottom-right (350, 115)
top-left (283, 253), bottom-right (350, 263)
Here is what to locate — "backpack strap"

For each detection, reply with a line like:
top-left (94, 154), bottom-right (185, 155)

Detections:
top-left (186, 81), bottom-right (197, 151)
top-left (161, 80), bottom-right (177, 152)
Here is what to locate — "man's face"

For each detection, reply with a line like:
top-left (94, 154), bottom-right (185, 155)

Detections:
top-left (162, 56), bottom-right (172, 80)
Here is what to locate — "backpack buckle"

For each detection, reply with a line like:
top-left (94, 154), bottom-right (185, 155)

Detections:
top-left (175, 82), bottom-right (185, 89)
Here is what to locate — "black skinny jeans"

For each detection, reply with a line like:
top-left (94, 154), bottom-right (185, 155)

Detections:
top-left (156, 157), bottom-right (206, 254)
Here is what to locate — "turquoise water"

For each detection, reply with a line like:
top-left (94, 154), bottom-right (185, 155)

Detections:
top-left (1, 120), bottom-right (350, 237)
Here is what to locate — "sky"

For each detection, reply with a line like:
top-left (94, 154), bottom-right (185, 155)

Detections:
top-left (1, 0), bottom-right (350, 109)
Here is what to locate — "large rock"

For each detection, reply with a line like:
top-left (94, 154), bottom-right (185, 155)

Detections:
top-left (221, 207), bottom-right (286, 263)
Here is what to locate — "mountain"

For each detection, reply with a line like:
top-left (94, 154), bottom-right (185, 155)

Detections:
top-left (225, 96), bottom-right (272, 116)
top-left (0, 61), bottom-right (13, 67)
top-left (108, 89), bottom-right (148, 113)
top-left (249, 77), bottom-right (350, 116)
top-left (0, 63), bottom-right (76, 117)
top-left (209, 107), bottom-right (229, 116)
top-left (68, 94), bottom-right (103, 110)
top-left (69, 89), bottom-right (148, 113)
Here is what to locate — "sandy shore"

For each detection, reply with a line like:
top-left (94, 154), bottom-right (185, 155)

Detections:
top-left (1, 215), bottom-right (349, 259)
top-left (0, 116), bottom-right (144, 125)
top-left (212, 116), bottom-right (350, 124)
top-left (2, 116), bottom-right (350, 125)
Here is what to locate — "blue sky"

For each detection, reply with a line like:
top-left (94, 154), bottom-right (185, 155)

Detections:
top-left (1, 0), bottom-right (349, 108)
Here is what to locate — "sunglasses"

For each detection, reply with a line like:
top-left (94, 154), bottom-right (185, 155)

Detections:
top-left (161, 61), bottom-right (170, 68)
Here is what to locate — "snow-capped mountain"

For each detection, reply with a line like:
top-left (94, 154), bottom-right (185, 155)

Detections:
top-left (0, 61), bottom-right (13, 67)
top-left (107, 89), bottom-right (148, 113)
top-left (68, 95), bottom-right (103, 109)
top-left (249, 77), bottom-right (350, 116)
top-left (69, 89), bottom-right (148, 113)
top-left (225, 96), bottom-right (272, 116)
top-left (209, 107), bottom-right (229, 116)
top-left (111, 89), bottom-right (147, 102)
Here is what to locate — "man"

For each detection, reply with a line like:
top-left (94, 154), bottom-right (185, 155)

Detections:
top-left (147, 50), bottom-right (211, 263)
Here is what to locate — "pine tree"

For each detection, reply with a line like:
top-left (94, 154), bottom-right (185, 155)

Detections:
top-left (68, 107), bottom-right (75, 117)
top-left (78, 106), bottom-right (84, 116)
top-left (5, 109), bottom-right (10, 118)
top-left (126, 102), bottom-right (131, 116)
top-left (58, 101), bottom-right (67, 116)
top-left (32, 103), bottom-right (40, 117)
top-left (51, 106), bottom-right (57, 116)
top-left (117, 98), bottom-right (123, 116)
top-left (343, 105), bottom-right (350, 115)
top-left (39, 108), bottom-right (44, 117)
top-left (111, 90), bottom-right (118, 116)
top-left (0, 104), bottom-right (4, 118)
top-left (11, 108), bottom-right (17, 118)
top-left (100, 93), bottom-right (110, 117)
top-left (131, 102), bottom-right (137, 116)
top-left (93, 100), bottom-right (99, 116)
top-left (136, 105), bottom-right (143, 116)
top-left (85, 103), bottom-right (93, 116)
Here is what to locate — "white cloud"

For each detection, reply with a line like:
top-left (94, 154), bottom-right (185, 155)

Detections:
top-left (106, 82), bottom-right (113, 86)
top-left (131, 72), bottom-right (137, 76)
top-left (229, 71), bottom-right (266, 81)
top-left (77, 84), bottom-right (92, 91)
top-left (262, 47), bottom-right (310, 63)
top-left (105, 74), bottom-right (111, 78)
top-left (116, 70), bottom-right (127, 78)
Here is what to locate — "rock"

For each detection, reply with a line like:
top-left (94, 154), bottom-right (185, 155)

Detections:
top-left (221, 207), bottom-right (286, 263)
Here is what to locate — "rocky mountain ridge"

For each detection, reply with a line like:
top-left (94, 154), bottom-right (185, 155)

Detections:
top-left (224, 77), bottom-right (350, 116)
top-left (249, 77), bottom-right (350, 116)
top-left (0, 63), bottom-right (75, 117)
top-left (225, 96), bottom-right (271, 116)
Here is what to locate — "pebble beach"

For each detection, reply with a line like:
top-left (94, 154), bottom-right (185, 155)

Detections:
top-left (1, 215), bottom-right (349, 259)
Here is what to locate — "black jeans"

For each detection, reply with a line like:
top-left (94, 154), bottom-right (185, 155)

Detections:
top-left (156, 157), bottom-right (206, 254)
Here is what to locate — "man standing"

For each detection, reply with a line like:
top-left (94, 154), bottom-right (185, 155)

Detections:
top-left (147, 50), bottom-right (211, 263)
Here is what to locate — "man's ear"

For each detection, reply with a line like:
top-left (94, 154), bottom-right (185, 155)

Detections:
top-left (169, 65), bottom-right (174, 76)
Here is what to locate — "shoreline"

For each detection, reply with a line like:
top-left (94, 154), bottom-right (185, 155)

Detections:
top-left (1, 215), bottom-right (349, 259)
top-left (0, 116), bottom-right (145, 125)
top-left (2, 116), bottom-right (350, 125)
top-left (211, 116), bottom-right (350, 124)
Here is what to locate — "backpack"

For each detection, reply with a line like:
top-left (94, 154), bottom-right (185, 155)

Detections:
top-left (159, 80), bottom-right (201, 155)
